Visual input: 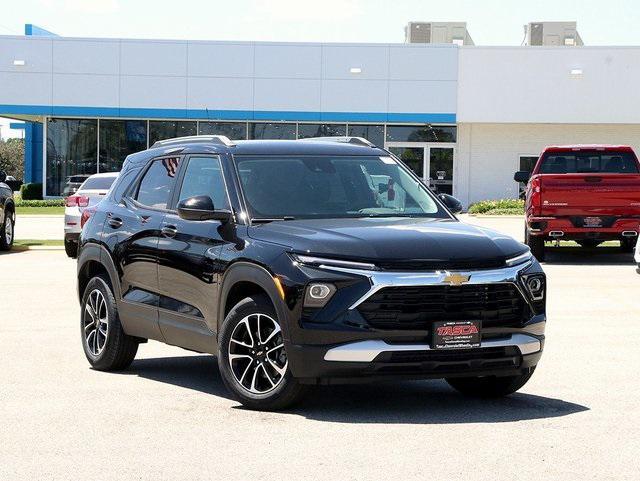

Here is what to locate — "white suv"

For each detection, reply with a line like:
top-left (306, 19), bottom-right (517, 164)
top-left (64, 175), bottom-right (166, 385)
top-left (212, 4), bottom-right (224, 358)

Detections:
top-left (64, 172), bottom-right (118, 257)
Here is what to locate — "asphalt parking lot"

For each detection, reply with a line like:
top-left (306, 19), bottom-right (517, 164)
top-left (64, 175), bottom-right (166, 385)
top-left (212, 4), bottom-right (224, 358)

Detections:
top-left (2, 216), bottom-right (640, 480)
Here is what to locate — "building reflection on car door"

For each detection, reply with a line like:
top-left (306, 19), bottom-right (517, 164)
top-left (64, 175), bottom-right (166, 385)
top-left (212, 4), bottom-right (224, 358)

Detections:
top-left (156, 155), bottom-right (231, 353)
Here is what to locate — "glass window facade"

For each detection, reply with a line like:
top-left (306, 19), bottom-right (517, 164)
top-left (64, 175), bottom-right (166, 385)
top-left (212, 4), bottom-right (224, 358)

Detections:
top-left (198, 122), bottom-right (247, 140)
top-left (347, 124), bottom-right (384, 146)
top-left (99, 120), bottom-right (147, 173)
top-left (46, 118), bottom-right (97, 197)
top-left (297, 123), bottom-right (346, 139)
top-left (386, 125), bottom-right (456, 143)
top-left (248, 122), bottom-right (296, 140)
top-left (149, 121), bottom-right (197, 146)
top-left (44, 118), bottom-right (457, 196)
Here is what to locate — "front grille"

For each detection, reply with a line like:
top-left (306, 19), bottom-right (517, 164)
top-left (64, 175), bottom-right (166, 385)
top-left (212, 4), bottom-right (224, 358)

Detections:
top-left (357, 283), bottom-right (527, 330)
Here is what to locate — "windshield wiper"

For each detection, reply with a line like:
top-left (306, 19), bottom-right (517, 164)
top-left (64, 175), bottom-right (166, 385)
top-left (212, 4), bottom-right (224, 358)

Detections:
top-left (251, 216), bottom-right (296, 223)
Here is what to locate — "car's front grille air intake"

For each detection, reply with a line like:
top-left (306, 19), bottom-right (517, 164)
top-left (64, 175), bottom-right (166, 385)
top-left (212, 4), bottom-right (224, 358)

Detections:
top-left (357, 283), bottom-right (526, 330)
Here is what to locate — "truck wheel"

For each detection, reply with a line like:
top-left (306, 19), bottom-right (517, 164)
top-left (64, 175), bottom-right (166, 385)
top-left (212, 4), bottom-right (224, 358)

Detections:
top-left (525, 228), bottom-right (545, 261)
top-left (621, 238), bottom-right (637, 253)
top-left (577, 240), bottom-right (601, 249)
top-left (446, 367), bottom-right (536, 397)
top-left (218, 295), bottom-right (308, 411)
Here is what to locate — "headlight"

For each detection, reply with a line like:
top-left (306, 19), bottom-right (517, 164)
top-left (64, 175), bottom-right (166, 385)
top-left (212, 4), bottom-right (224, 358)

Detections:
top-left (291, 253), bottom-right (376, 271)
top-left (506, 250), bottom-right (532, 267)
top-left (303, 283), bottom-right (337, 308)
top-left (521, 273), bottom-right (545, 302)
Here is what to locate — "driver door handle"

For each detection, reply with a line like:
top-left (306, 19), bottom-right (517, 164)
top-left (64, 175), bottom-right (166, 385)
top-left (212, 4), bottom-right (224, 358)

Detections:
top-left (161, 225), bottom-right (178, 238)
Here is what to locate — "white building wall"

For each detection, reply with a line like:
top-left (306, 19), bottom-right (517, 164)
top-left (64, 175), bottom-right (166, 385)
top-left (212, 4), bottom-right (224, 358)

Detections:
top-left (0, 36), bottom-right (458, 120)
top-left (458, 46), bottom-right (640, 124)
top-left (457, 123), bottom-right (640, 206)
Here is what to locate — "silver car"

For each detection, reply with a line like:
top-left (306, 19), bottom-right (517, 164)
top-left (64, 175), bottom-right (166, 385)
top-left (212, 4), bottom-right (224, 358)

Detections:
top-left (64, 172), bottom-right (118, 257)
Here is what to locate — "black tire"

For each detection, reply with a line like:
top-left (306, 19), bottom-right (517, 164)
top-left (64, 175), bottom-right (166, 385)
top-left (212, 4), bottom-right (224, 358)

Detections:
top-left (218, 295), bottom-right (308, 411)
top-left (446, 367), bottom-right (536, 398)
top-left (80, 275), bottom-right (138, 371)
top-left (577, 239), bottom-right (602, 249)
top-left (64, 238), bottom-right (78, 258)
top-left (525, 227), bottom-right (545, 261)
top-left (0, 211), bottom-right (14, 251)
top-left (621, 237), bottom-right (637, 253)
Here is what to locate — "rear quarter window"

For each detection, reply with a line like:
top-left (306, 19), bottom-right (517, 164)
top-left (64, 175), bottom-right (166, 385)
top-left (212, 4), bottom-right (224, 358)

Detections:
top-left (539, 152), bottom-right (639, 174)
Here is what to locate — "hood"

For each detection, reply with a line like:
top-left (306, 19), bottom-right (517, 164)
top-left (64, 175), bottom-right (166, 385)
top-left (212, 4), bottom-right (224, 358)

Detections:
top-left (248, 217), bottom-right (527, 267)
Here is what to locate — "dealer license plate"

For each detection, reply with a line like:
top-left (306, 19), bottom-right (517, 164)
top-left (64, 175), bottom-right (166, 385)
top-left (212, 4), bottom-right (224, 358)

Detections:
top-left (583, 216), bottom-right (603, 228)
top-left (433, 320), bottom-right (482, 349)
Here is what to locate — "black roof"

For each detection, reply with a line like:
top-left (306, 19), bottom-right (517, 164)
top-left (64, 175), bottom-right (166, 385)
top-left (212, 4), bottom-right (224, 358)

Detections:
top-left (125, 137), bottom-right (388, 165)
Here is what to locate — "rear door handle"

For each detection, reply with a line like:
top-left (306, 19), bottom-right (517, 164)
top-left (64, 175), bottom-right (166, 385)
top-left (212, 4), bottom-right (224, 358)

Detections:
top-left (161, 225), bottom-right (178, 238)
top-left (107, 214), bottom-right (123, 229)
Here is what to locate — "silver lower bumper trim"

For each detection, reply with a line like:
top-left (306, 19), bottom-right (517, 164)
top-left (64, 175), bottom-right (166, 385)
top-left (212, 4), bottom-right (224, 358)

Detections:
top-left (323, 333), bottom-right (542, 363)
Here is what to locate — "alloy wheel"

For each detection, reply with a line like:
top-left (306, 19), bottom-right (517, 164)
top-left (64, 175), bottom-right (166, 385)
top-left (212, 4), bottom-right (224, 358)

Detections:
top-left (228, 313), bottom-right (287, 394)
top-left (83, 289), bottom-right (109, 356)
top-left (5, 216), bottom-right (12, 244)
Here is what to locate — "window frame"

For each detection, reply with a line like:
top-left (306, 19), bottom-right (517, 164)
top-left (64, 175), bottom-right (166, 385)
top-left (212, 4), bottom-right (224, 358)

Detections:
top-left (126, 155), bottom-right (185, 212)
top-left (168, 154), bottom-right (234, 215)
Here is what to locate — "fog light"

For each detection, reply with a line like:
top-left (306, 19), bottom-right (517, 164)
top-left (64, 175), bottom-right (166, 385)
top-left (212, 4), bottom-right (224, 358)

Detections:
top-left (309, 284), bottom-right (331, 299)
top-left (304, 283), bottom-right (336, 308)
top-left (522, 274), bottom-right (545, 302)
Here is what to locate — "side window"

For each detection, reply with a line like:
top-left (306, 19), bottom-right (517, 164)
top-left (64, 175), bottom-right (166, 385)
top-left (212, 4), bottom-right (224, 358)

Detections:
top-left (177, 156), bottom-right (229, 210)
top-left (111, 168), bottom-right (140, 202)
top-left (136, 157), bottom-right (181, 209)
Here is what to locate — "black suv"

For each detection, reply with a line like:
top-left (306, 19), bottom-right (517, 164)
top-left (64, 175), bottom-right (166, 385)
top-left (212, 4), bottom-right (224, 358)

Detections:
top-left (77, 136), bottom-right (546, 410)
top-left (0, 170), bottom-right (15, 251)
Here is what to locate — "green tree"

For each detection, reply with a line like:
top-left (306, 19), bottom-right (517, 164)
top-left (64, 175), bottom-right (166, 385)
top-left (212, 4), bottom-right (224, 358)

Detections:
top-left (0, 138), bottom-right (24, 180)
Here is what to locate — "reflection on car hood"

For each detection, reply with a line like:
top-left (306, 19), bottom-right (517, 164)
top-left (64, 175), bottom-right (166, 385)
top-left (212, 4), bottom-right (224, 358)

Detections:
top-left (248, 217), bottom-right (527, 266)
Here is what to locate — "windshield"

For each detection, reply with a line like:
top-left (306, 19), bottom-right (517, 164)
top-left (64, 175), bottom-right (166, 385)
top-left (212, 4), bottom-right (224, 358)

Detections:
top-left (539, 151), bottom-right (639, 174)
top-left (234, 155), bottom-right (448, 220)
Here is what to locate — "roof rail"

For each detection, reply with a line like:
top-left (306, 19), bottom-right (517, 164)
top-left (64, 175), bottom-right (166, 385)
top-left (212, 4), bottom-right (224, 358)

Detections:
top-left (298, 136), bottom-right (376, 148)
top-left (151, 135), bottom-right (235, 148)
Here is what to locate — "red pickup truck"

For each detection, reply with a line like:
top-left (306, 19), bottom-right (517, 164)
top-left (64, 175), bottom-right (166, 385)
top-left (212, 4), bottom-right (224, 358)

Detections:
top-left (514, 145), bottom-right (640, 261)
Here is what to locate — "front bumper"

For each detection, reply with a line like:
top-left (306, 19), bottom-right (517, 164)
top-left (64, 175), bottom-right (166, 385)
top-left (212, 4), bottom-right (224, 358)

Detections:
top-left (282, 259), bottom-right (546, 383)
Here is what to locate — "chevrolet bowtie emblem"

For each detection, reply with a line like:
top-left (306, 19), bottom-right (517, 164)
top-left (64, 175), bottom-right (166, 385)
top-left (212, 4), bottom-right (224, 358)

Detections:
top-left (442, 272), bottom-right (470, 285)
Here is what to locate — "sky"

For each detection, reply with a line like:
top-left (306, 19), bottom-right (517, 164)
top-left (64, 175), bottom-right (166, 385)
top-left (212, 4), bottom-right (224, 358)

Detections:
top-left (1, 0), bottom-right (640, 137)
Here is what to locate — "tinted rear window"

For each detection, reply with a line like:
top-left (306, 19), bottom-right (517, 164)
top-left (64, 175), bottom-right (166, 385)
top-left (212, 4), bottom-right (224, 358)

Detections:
top-left (69, 176), bottom-right (89, 183)
top-left (80, 176), bottom-right (118, 190)
top-left (539, 152), bottom-right (639, 174)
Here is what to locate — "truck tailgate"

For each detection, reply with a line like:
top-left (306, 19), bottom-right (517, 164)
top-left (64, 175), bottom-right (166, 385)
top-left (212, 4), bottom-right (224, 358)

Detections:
top-left (540, 174), bottom-right (640, 216)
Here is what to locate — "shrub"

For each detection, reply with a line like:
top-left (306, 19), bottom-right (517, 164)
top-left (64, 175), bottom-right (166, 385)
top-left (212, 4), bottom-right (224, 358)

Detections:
top-left (16, 199), bottom-right (65, 207)
top-left (20, 182), bottom-right (43, 200)
top-left (468, 199), bottom-right (524, 214)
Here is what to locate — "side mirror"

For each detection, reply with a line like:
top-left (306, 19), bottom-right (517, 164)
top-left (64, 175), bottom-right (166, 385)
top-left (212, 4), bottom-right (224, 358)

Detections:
top-left (514, 171), bottom-right (531, 183)
top-left (176, 195), bottom-right (231, 222)
top-left (439, 193), bottom-right (463, 214)
top-left (0, 171), bottom-right (6, 183)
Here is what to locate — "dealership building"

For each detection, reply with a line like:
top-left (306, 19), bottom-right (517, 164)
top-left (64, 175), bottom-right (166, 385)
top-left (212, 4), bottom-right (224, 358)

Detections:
top-left (2, 22), bottom-right (640, 205)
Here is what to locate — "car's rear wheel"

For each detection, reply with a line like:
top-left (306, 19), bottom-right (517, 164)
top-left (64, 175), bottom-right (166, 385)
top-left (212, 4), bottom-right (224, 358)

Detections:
top-left (64, 237), bottom-right (78, 258)
top-left (577, 239), bottom-right (602, 249)
top-left (621, 237), bottom-right (637, 253)
top-left (0, 211), bottom-right (14, 251)
top-left (81, 275), bottom-right (138, 371)
top-left (218, 295), bottom-right (308, 411)
top-left (446, 367), bottom-right (536, 397)
top-left (525, 226), bottom-right (545, 261)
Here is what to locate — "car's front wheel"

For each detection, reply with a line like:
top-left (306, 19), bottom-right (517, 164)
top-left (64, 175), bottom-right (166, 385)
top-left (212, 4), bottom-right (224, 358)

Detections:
top-left (0, 212), bottom-right (14, 251)
top-left (81, 275), bottom-right (138, 371)
top-left (218, 295), bottom-right (307, 411)
top-left (446, 367), bottom-right (536, 397)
